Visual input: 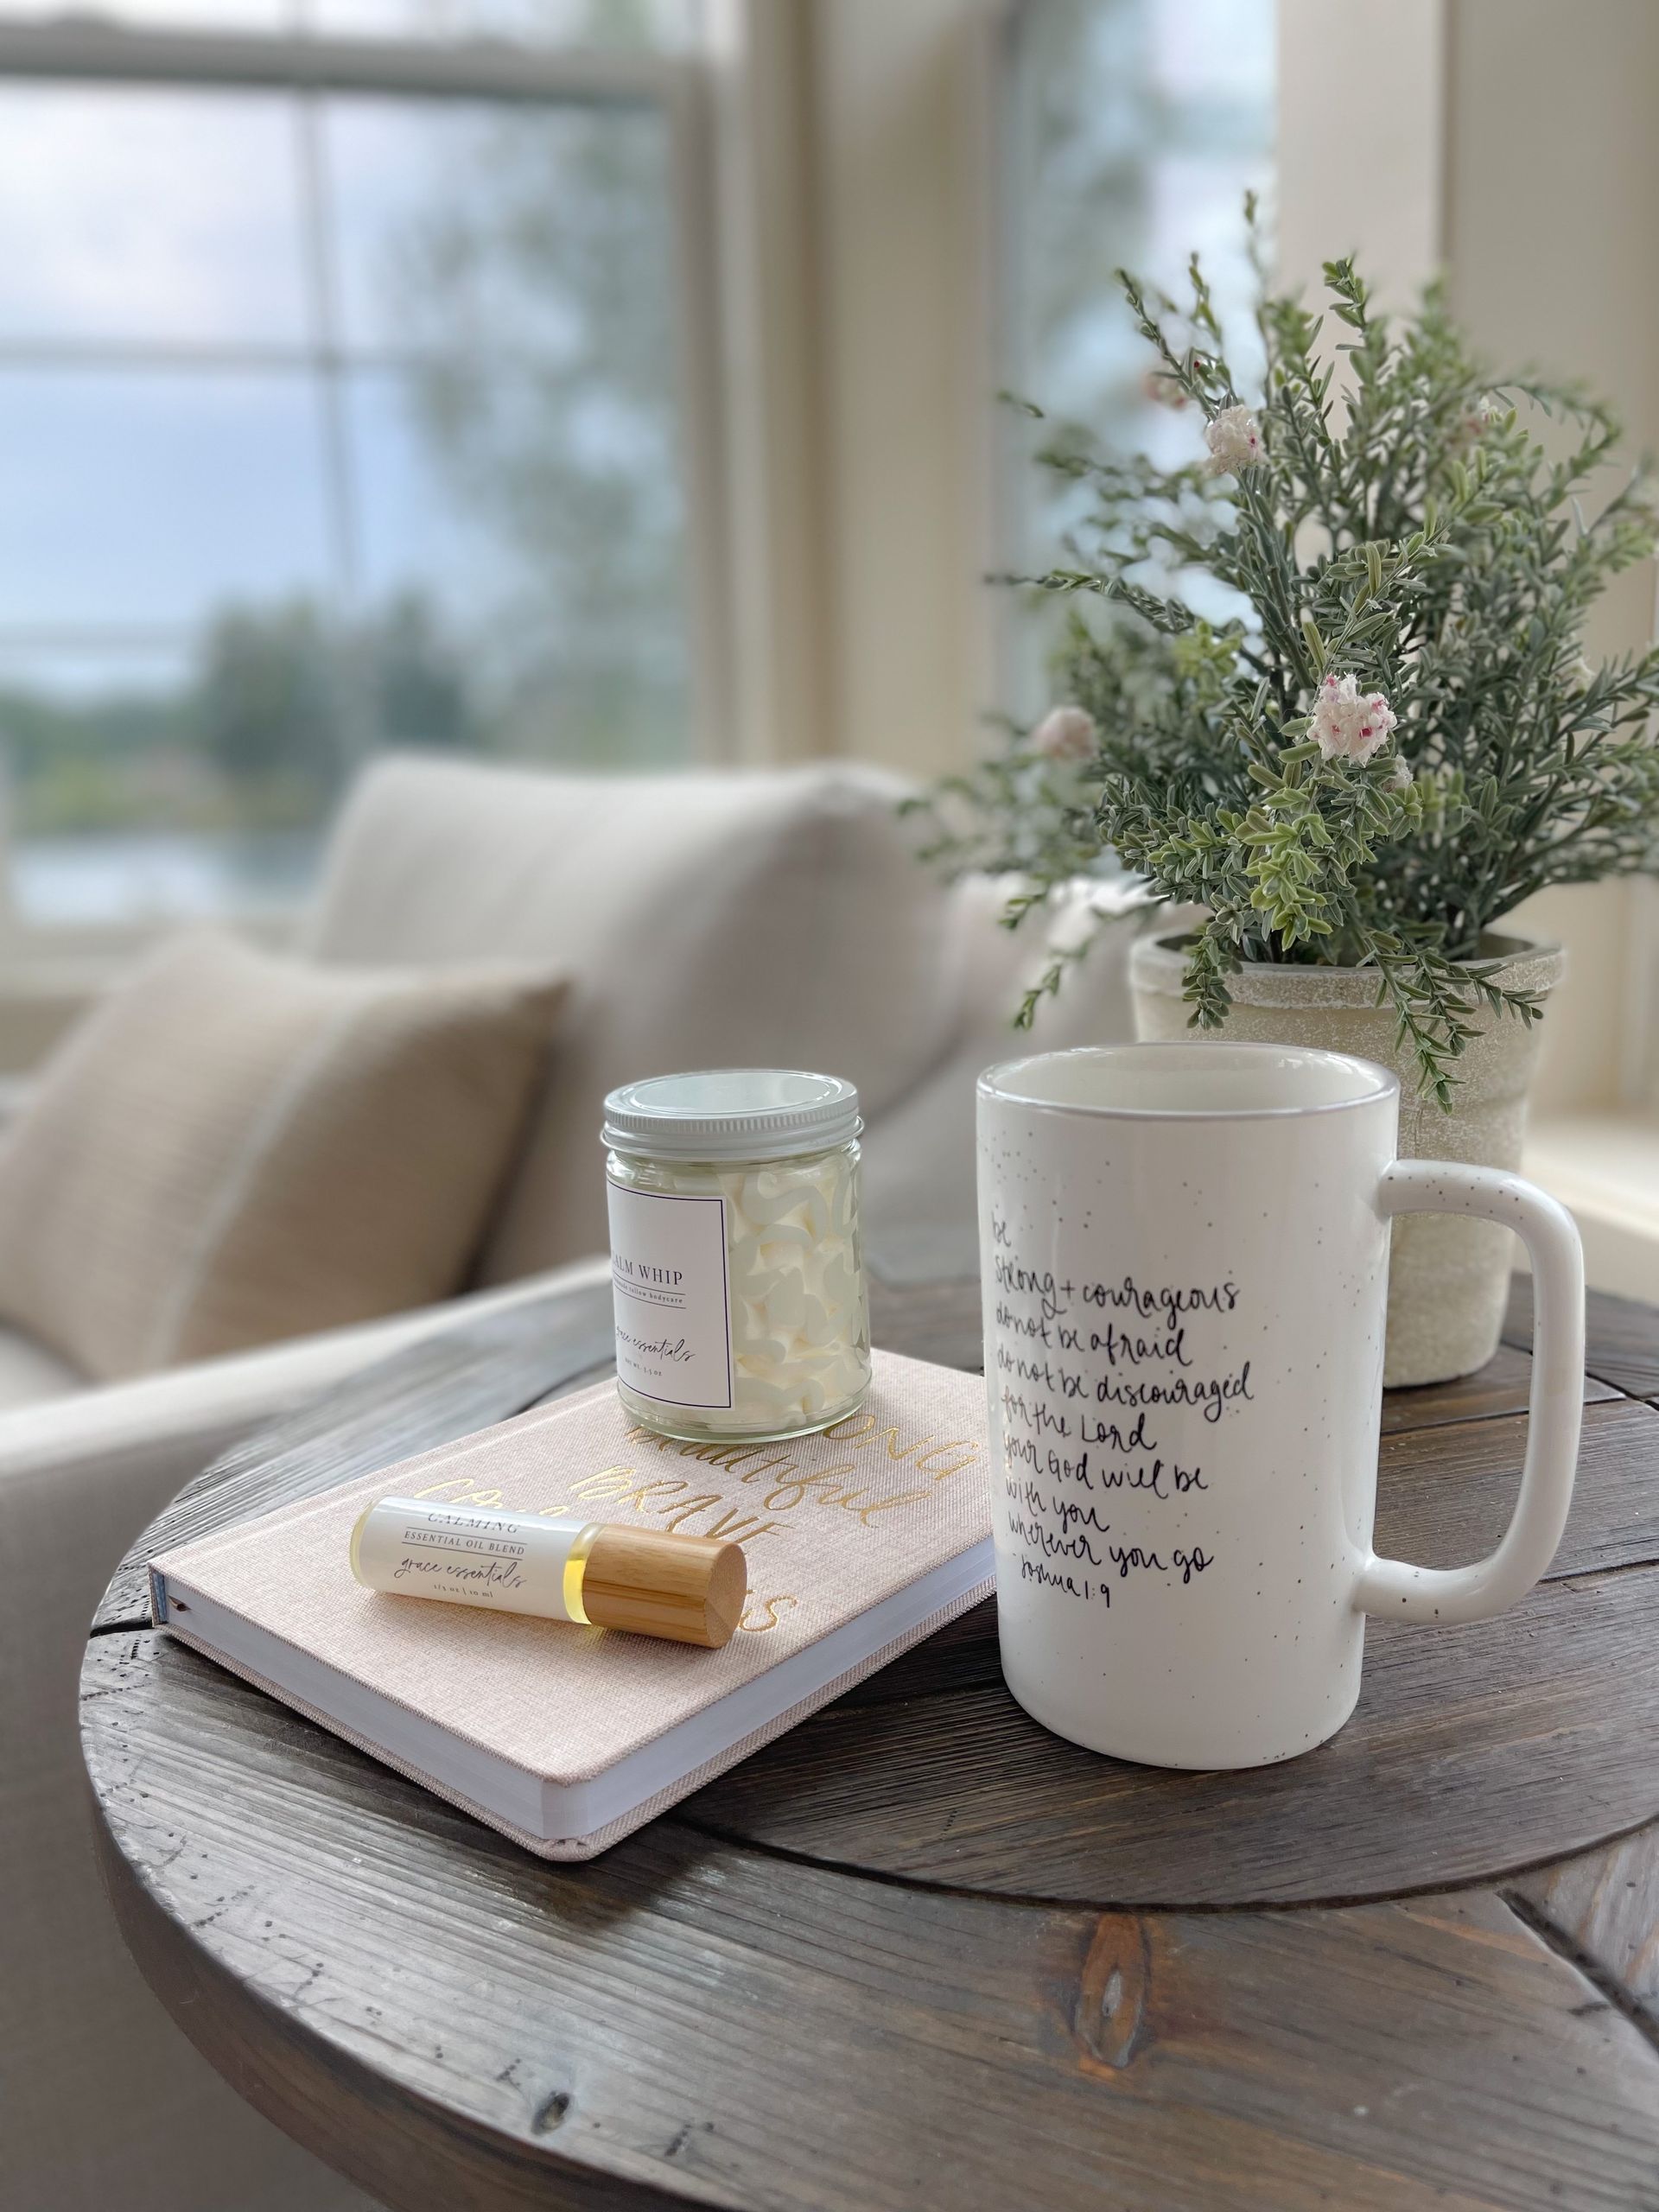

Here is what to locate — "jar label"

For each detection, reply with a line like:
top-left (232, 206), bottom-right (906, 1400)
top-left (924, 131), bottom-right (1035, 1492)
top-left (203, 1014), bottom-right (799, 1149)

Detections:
top-left (606, 1179), bottom-right (734, 1411)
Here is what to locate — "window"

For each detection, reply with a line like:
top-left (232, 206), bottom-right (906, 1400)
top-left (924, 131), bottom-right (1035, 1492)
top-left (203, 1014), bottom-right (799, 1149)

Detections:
top-left (0, 0), bottom-right (709, 923)
top-left (999, 0), bottom-right (1274, 718)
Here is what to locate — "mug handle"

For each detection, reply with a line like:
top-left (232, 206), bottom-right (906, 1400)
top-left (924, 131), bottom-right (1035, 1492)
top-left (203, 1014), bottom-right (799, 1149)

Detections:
top-left (1355, 1160), bottom-right (1585, 1627)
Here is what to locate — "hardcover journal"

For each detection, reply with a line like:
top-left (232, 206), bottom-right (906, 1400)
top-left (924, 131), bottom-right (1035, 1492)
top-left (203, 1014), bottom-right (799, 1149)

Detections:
top-left (148, 1351), bottom-right (993, 1858)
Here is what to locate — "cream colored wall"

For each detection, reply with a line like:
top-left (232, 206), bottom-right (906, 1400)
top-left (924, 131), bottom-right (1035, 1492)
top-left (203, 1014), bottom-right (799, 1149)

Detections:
top-left (1276, 0), bottom-right (1444, 308)
top-left (709, 0), bottom-right (832, 763)
top-left (809, 0), bottom-right (997, 774)
top-left (1442, 0), bottom-right (1659, 1116)
top-left (715, 0), bottom-right (995, 776)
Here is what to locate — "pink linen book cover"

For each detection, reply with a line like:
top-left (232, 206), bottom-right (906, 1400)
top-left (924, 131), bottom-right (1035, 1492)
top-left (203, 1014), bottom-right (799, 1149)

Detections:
top-left (149, 1348), bottom-right (992, 1859)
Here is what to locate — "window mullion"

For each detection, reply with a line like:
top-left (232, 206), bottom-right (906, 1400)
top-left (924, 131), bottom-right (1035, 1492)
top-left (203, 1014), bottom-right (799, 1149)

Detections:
top-left (0, 18), bottom-right (683, 105)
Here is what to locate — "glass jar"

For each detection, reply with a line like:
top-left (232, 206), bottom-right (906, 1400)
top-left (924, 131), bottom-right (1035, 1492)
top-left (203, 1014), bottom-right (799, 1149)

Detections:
top-left (602, 1069), bottom-right (872, 1444)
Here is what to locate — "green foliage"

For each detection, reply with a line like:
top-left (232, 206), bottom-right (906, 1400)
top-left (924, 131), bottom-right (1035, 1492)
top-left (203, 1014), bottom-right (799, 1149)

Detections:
top-left (0, 593), bottom-right (478, 839)
top-left (392, 97), bottom-right (684, 760)
top-left (195, 591), bottom-right (476, 817)
top-left (0, 57), bottom-right (689, 860)
top-left (917, 210), bottom-right (1659, 1101)
top-left (195, 600), bottom-right (355, 810)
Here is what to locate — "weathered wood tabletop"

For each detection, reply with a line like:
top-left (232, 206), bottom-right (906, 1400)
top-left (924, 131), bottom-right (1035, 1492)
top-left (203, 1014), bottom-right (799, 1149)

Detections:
top-left (82, 1271), bottom-right (1659, 2212)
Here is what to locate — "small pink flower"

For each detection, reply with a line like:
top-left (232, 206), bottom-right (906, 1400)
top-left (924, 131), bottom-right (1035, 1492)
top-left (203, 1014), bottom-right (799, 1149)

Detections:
top-left (1452, 396), bottom-right (1498, 452)
top-left (1310, 672), bottom-right (1397, 766)
top-left (1028, 706), bottom-right (1098, 762)
top-left (1204, 404), bottom-right (1263, 476)
top-left (1141, 366), bottom-right (1188, 411)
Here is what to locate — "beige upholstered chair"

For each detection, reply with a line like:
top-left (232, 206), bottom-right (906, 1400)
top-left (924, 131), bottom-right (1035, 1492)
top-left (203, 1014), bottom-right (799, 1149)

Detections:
top-left (1, 753), bottom-right (1138, 2212)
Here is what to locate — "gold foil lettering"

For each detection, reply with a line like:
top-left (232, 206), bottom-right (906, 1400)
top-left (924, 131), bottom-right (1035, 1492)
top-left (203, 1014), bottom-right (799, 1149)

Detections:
top-left (857, 1488), bottom-right (932, 1523)
top-left (701, 1510), bottom-right (788, 1547)
top-left (409, 1475), bottom-right (509, 1508)
top-left (739, 1594), bottom-right (800, 1633)
top-left (659, 1492), bottom-right (725, 1534)
top-left (915, 1439), bottom-right (981, 1479)
top-left (819, 1413), bottom-right (976, 1473)
top-left (565, 1468), bottom-right (638, 1503)
top-left (411, 1416), bottom-right (958, 1536)
top-left (758, 1464), bottom-right (861, 1513)
top-left (613, 1478), bottom-right (694, 1514)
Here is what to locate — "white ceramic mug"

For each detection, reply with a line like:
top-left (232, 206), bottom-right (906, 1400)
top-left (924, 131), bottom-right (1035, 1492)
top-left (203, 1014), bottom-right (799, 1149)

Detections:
top-left (976, 1042), bottom-right (1585, 1769)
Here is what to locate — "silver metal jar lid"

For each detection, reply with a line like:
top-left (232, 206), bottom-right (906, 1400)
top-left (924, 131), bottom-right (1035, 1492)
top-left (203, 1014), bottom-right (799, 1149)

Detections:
top-left (601, 1069), bottom-right (861, 1163)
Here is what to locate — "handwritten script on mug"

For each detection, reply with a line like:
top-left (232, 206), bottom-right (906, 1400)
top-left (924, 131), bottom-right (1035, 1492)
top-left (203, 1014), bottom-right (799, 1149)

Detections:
top-left (992, 1210), bottom-right (1242, 1605)
top-left (976, 1044), bottom-right (1584, 1770)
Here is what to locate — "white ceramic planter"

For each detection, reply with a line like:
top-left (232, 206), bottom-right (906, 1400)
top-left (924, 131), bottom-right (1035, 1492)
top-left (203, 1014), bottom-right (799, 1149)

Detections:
top-left (1129, 931), bottom-right (1567, 1387)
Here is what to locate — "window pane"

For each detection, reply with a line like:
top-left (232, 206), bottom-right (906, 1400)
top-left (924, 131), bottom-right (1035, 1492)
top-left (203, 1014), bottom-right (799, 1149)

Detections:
top-left (1006, 0), bottom-right (1273, 441)
top-left (0, 376), bottom-right (342, 912)
top-left (0, 645), bottom-right (321, 923)
top-left (1001, 0), bottom-right (1274, 711)
top-left (0, 372), bottom-right (333, 623)
top-left (0, 86), bottom-right (309, 345)
top-left (10, 830), bottom-right (318, 925)
top-left (0, 77), bottom-right (693, 919)
top-left (350, 365), bottom-right (686, 765)
top-left (325, 96), bottom-right (654, 355)
top-left (333, 94), bottom-right (688, 763)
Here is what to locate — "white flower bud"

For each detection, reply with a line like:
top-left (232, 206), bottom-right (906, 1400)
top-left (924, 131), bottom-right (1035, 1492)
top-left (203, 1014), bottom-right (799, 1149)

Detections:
top-left (1310, 672), bottom-right (1397, 766)
top-left (1028, 706), bottom-right (1098, 763)
top-left (1204, 404), bottom-right (1263, 477)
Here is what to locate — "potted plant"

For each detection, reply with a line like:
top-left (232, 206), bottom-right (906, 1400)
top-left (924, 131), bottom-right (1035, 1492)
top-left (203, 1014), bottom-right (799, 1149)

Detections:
top-left (918, 218), bottom-right (1659, 1384)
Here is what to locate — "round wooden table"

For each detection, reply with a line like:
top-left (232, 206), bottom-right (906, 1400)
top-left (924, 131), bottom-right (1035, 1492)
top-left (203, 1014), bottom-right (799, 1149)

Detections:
top-left (83, 1270), bottom-right (1659, 2212)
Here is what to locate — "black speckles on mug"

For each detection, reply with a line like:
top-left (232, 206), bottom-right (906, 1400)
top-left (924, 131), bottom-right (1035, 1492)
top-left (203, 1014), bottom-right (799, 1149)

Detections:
top-left (980, 1049), bottom-right (1409, 1769)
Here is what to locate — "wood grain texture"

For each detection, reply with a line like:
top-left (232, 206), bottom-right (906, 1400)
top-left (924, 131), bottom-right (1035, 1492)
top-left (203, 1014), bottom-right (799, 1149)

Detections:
top-left (1378, 1341), bottom-right (1618, 1432)
top-left (95, 1288), bottom-right (618, 1630)
top-left (80, 1268), bottom-right (1659, 2210)
top-left (84, 1632), bottom-right (1659, 2212)
top-left (581, 1527), bottom-right (747, 1648)
top-left (686, 1568), bottom-right (1659, 1906)
top-left (1375, 1397), bottom-right (1659, 1584)
top-left (1510, 1821), bottom-right (1659, 2027)
top-left (1506, 1274), bottom-right (1659, 1401)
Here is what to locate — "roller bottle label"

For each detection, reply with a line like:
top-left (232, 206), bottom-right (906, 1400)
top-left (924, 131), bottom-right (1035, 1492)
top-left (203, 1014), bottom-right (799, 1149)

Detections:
top-left (352, 1497), bottom-right (598, 1621)
top-left (349, 1495), bottom-right (748, 1649)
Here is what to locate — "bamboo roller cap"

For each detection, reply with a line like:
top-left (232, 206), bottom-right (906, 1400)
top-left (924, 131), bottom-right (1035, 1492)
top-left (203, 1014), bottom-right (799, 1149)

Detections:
top-left (581, 1526), bottom-right (748, 1649)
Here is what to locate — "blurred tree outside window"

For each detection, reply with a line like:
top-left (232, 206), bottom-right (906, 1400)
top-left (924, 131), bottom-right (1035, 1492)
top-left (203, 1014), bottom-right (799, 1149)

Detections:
top-left (0, 0), bottom-right (699, 923)
top-left (1000, 0), bottom-right (1274, 723)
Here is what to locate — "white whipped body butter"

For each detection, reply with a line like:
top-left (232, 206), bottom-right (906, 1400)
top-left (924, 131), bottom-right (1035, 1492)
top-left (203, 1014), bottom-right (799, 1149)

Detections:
top-left (603, 1069), bottom-right (871, 1443)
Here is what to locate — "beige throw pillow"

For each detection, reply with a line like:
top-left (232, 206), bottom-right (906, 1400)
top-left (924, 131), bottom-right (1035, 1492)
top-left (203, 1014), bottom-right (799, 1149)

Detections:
top-left (0, 931), bottom-right (567, 1379)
